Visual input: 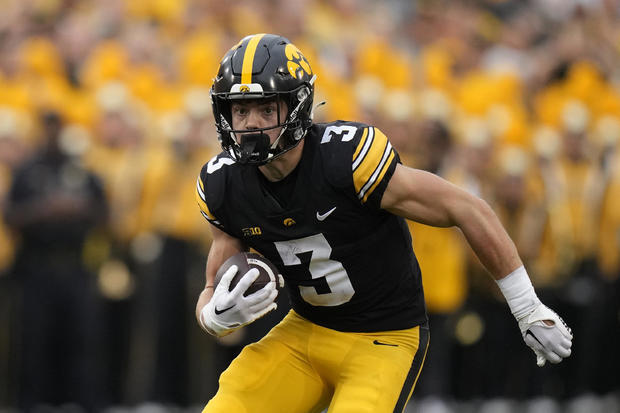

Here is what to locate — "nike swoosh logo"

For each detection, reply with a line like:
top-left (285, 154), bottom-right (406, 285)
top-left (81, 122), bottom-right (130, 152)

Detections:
top-left (373, 340), bottom-right (398, 347)
top-left (316, 206), bottom-right (337, 221)
top-left (214, 304), bottom-right (235, 315)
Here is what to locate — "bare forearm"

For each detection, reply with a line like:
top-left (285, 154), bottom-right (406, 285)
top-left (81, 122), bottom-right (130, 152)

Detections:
top-left (455, 197), bottom-right (522, 280)
top-left (195, 287), bottom-right (214, 323)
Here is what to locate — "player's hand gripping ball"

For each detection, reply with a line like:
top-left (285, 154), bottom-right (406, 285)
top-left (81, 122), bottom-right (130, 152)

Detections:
top-left (200, 252), bottom-right (285, 337)
top-left (215, 252), bottom-right (284, 295)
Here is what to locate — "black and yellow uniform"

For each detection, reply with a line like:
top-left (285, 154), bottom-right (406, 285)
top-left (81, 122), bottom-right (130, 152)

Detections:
top-left (196, 120), bottom-right (429, 412)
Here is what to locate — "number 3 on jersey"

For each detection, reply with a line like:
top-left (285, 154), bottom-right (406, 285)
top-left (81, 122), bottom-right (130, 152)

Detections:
top-left (320, 125), bottom-right (357, 143)
top-left (274, 234), bottom-right (355, 306)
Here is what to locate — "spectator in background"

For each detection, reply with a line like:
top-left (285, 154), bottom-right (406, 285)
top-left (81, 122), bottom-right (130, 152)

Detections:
top-left (4, 111), bottom-right (108, 411)
top-left (0, 108), bottom-right (31, 275)
top-left (0, 107), bottom-right (32, 408)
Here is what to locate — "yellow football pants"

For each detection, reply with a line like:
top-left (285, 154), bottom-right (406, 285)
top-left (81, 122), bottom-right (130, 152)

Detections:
top-left (203, 310), bottom-right (429, 413)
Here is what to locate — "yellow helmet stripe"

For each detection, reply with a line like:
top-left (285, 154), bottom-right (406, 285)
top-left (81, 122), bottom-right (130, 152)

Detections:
top-left (241, 33), bottom-right (266, 84)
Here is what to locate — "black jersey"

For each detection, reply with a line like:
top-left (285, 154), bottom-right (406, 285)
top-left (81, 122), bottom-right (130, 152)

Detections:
top-left (196, 120), bottom-right (427, 332)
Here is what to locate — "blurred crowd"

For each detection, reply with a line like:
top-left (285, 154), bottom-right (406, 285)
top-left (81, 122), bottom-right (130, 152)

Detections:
top-left (0, 0), bottom-right (619, 411)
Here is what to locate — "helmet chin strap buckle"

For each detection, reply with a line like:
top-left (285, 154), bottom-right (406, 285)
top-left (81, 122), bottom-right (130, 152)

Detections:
top-left (238, 132), bottom-right (270, 164)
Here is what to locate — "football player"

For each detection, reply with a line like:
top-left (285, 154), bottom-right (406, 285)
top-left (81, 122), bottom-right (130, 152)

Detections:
top-left (194, 34), bottom-right (572, 413)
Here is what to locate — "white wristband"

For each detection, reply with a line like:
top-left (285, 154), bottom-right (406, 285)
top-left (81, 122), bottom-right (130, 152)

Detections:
top-left (496, 266), bottom-right (541, 320)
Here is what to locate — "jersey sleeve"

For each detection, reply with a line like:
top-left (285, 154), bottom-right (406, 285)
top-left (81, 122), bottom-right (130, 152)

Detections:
top-left (195, 173), bottom-right (217, 225)
top-left (350, 126), bottom-right (400, 208)
top-left (195, 154), bottom-right (228, 229)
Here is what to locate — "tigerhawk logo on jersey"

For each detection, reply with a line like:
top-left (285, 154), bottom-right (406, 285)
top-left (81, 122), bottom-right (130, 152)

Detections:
top-left (283, 218), bottom-right (296, 226)
top-left (242, 226), bottom-right (262, 237)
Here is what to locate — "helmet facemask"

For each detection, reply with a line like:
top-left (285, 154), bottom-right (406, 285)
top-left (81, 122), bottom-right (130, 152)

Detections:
top-left (212, 80), bottom-right (315, 165)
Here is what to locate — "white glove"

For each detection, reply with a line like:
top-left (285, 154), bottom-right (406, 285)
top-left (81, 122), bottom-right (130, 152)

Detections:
top-left (497, 266), bottom-right (573, 367)
top-left (199, 265), bottom-right (278, 337)
top-left (518, 303), bottom-right (573, 366)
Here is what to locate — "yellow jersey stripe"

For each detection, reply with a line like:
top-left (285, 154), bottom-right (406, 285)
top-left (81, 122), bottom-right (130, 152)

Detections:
top-left (359, 140), bottom-right (393, 200)
top-left (361, 149), bottom-right (395, 203)
top-left (352, 127), bottom-right (374, 172)
top-left (352, 127), bottom-right (369, 164)
top-left (196, 177), bottom-right (206, 202)
top-left (197, 175), bottom-right (205, 192)
top-left (195, 177), bottom-right (215, 220)
top-left (353, 127), bottom-right (389, 194)
top-left (241, 34), bottom-right (266, 84)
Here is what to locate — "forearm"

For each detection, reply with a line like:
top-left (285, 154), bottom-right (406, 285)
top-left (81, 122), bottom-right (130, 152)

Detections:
top-left (195, 245), bottom-right (224, 331)
top-left (453, 196), bottom-right (522, 280)
top-left (195, 286), bottom-right (214, 325)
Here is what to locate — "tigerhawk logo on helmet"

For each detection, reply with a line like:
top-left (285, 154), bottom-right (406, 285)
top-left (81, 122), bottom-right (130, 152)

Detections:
top-left (210, 34), bottom-right (316, 165)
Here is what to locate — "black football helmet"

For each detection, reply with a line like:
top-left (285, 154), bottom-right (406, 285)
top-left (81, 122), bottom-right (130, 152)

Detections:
top-left (211, 34), bottom-right (316, 165)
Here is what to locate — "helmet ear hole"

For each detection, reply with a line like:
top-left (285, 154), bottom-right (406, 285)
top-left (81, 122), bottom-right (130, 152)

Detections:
top-left (294, 128), bottom-right (305, 141)
top-left (297, 87), bottom-right (310, 102)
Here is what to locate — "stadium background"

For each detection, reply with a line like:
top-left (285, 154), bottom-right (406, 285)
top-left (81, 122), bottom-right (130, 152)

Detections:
top-left (0, 0), bottom-right (619, 411)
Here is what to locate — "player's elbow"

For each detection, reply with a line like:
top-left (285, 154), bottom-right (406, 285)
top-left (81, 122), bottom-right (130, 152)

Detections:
top-left (448, 191), bottom-right (494, 229)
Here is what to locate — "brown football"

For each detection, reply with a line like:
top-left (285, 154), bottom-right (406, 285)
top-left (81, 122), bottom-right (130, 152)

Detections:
top-left (214, 252), bottom-right (283, 296)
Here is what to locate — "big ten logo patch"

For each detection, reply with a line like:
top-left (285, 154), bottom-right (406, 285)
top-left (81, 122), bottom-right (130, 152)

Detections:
top-left (242, 226), bottom-right (262, 237)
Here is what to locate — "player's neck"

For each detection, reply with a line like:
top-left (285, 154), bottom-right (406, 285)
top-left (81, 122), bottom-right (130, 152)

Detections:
top-left (258, 140), bottom-right (305, 182)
